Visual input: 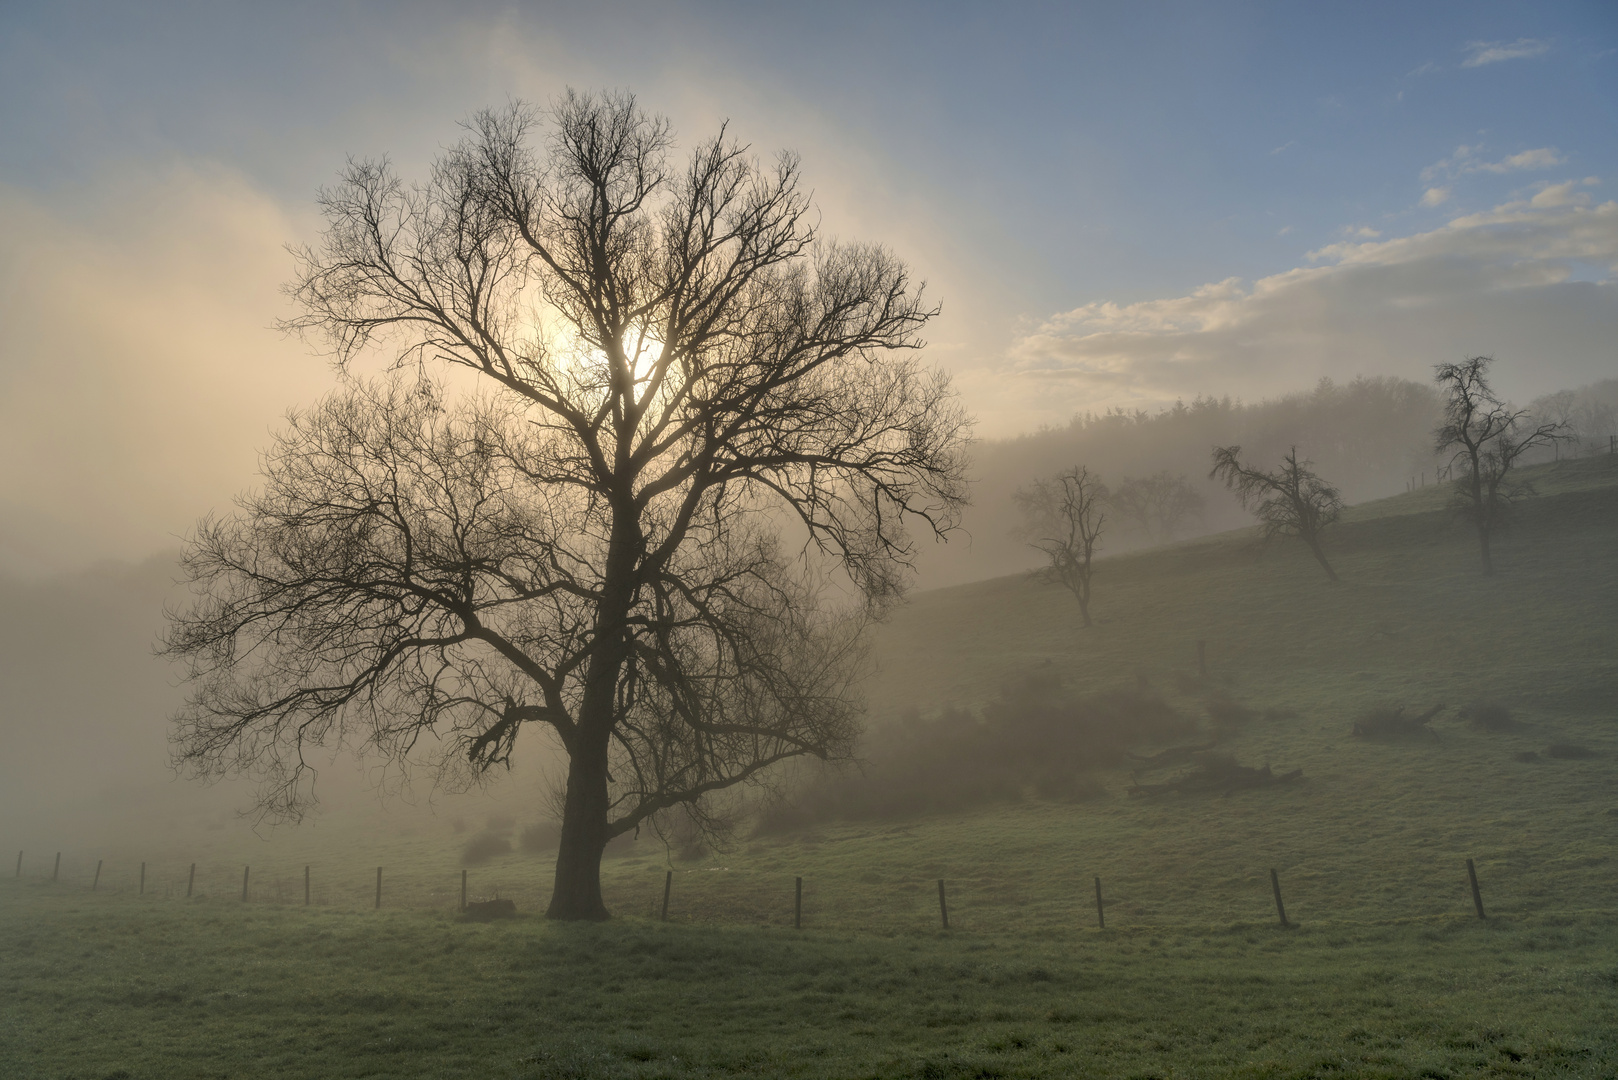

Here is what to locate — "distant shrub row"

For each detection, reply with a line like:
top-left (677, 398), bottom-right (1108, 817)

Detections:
top-left (757, 674), bottom-right (1197, 833)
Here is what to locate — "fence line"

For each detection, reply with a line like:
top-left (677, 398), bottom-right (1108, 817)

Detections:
top-left (6, 845), bottom-right (1591, 934)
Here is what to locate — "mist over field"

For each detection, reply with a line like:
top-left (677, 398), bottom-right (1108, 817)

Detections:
top-left (4, 3), bottom-right (1617, 1078)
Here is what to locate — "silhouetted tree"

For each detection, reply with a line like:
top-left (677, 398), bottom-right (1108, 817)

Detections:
top-left (1014, 466), bottom-right (1108, 626)
top-left (163, 92), bottom-right (970, 921)
top-left (1210, 445), bottom-right (1342, 581)
top-left (1109, 470), bottom-right (1204, 545)
top-left (1435, 356), bottom-right (1566, 575)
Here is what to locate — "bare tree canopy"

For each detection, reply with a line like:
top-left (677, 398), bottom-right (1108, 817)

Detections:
top-left (1109, 470), bottom-right (1204, 546)
top-left (1210, 445), bottom-right (1342, 581)
top-left (163, 92), bottom-right (971, 921)
top-left (1435, 356), bottom-right (1566, 576)
top-left (1014, 466), bottom-right (1107, 627)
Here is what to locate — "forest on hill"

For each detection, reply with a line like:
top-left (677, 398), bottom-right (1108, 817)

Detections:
top-left (914, 374), bottom-right (1618, 588)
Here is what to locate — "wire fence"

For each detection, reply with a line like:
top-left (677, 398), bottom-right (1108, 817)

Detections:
top-left (12, 845), bottom-right (1615, 934)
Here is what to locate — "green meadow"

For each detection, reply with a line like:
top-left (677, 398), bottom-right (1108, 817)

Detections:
top-left (4, 455), bottom-right (1617, 1079)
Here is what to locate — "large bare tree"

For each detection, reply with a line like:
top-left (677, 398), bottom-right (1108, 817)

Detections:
top-left (1435, 356), bottom-right (1565, 575)
top-left (163, 92), bottom-right (970, 921)
top-left (1014, 466), bottom-right (1108, 627)
top-left (1210, 445), bottom-right (1342, 581)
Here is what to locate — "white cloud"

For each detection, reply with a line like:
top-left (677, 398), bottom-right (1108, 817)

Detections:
top-left (1421, 186), bottom-right (1451, 207)
top-left (1462, 38), bottom-right (1551, 67)
top-left (1000, 196), bottom-right (1618, 421)
top-left (1423, 145), bottom-right (1565, 182)
top-left (1482, 148), bottom-right (1566, 173)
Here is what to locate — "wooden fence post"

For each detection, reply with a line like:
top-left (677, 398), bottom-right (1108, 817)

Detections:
top-left (794, 876), bottom-right (803, 930)
top-left (1466, 858), bottom-right (1486, 919)
top-left (93, 860), bottom-right (103, 892)
top-left (139, 862), bottom-right (146, 896)
top-left (374, 867), bottom-right (382, 910)
top-left (661, 870), bottom-right (672, 922)
top-left (460, 869), bottom-right (467, 912)
top-left (53, 852), bottom-right (60, 881)
top-left (14, 851), bottom-right (20, 878)
top-left (1094, 876), bottom-right (1105, 929)
top-left (1270, 868), bottom-right (1289, 927)
top-left (187, 863), bottom-right (196, 899)
top-left (937, 879), bottom-right (950, 930)
top-left (241, 865), bottom-right (249, 902)
top-left (304, 865), bottom-right (310, 906)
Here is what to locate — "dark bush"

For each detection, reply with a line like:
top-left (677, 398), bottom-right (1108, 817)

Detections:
top-left (460, 830), bottom-right (513, 865)
top-left (756, 674), bottom-right (1196, 832)
top-left (1546, 743), bottom-right (1597, 760)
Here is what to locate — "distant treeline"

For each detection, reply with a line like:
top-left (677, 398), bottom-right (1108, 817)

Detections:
top-left (914, 375), bottom-right (1446, 588)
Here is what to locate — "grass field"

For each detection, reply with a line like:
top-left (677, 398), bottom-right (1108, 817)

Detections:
top-left (4, 456), bottom-right (1617, 1078)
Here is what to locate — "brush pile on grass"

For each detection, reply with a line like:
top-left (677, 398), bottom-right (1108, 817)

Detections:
top-left (1128, 752), bottom-right (1301, 797)
top-left (757, 673), bottom-right (1197, 832)
top-left (1352, 703), bottom-right (1443, 740)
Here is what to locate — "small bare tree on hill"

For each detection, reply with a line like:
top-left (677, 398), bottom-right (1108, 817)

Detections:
top-left (1014, 466), bottom-right (1108, 627)
top-left (1435, 356), bottom-right (1566, 576)
top-left (162, 92), bottom-right (970, 922)
top-left (1109, 470), bottom-right (1204, 545)
top-left (1210, 445), bottom-right (1342, 581)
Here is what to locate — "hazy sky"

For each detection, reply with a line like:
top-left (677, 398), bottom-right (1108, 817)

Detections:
top-left (1, 1), bottom-right (1614, 575)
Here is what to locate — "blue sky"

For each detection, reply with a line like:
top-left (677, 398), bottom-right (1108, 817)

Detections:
top-left (1, 1), bottom-right (1614, 572)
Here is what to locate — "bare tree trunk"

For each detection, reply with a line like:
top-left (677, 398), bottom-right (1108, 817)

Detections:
top-left (547, 503), bottom-right (638, 921)
top-left (546, 737), bottom-right (612, 921)
top-left (1306, 537), bottom-right (1338, 582)
top-left (1077, 573), bottom-right (1093, 627)
top-left (1478, 526), bottom-right (1494, 576)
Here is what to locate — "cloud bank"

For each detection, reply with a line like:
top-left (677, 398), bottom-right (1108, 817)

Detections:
top-left (1462, 38), bottom-right (1551, 67)
top-left (1005, 188), bottom-right (1618, 416)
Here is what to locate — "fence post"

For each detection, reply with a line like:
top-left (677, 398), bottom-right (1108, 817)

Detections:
top-left (937, 879), bottom-right (950, 930)
top-left (374, 867), bottom-right (382, 910)
top-left (1466, 858), bottom-right (1486, 919)
top-left (14, 851), bottom-right (20, 878)
top-left (794, 876), bottom-right (803, 930)
top-left (139, 862), bottom-right (146, 896)
top-left (188, 863), bottom-right (196, 899)
top-left (53, 852), bottom-right (60, 881)
top-left (241, 865), bottom-right (249, 902)
top-left (304, 865), bottom-right (310, 906)
top-left (1270, 868), bottom-right (1289, 927)
top-left (460, 869), bottom-right (466, 912)
top-left (661, 870), bottom-right (672, 922)
top-left (93, 860), bottom-right (103, 892)
top-left (1094, 876), bottom-right (1105, 929)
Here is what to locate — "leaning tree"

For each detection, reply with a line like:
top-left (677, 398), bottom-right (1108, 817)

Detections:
top-left (1013, 466), bottom-right (1108, 627)
top-left (163, 92), bottom-right (970, 921)
top-left (1434, 356), bottom-right (1565, 575)
top-left (1210, 445), bottom-right (1342, 581)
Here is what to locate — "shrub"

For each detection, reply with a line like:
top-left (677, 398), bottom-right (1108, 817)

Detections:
top-left (460, 831), bottom-right (512, 865)
top-left (756, 674), bottom-right (1196, 831)
top-left (1546, 743), bottom-right (1597, 760)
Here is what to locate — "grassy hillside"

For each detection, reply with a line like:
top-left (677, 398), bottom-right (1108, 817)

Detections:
top-left (4, 455), bottom-right (1617, 1079)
